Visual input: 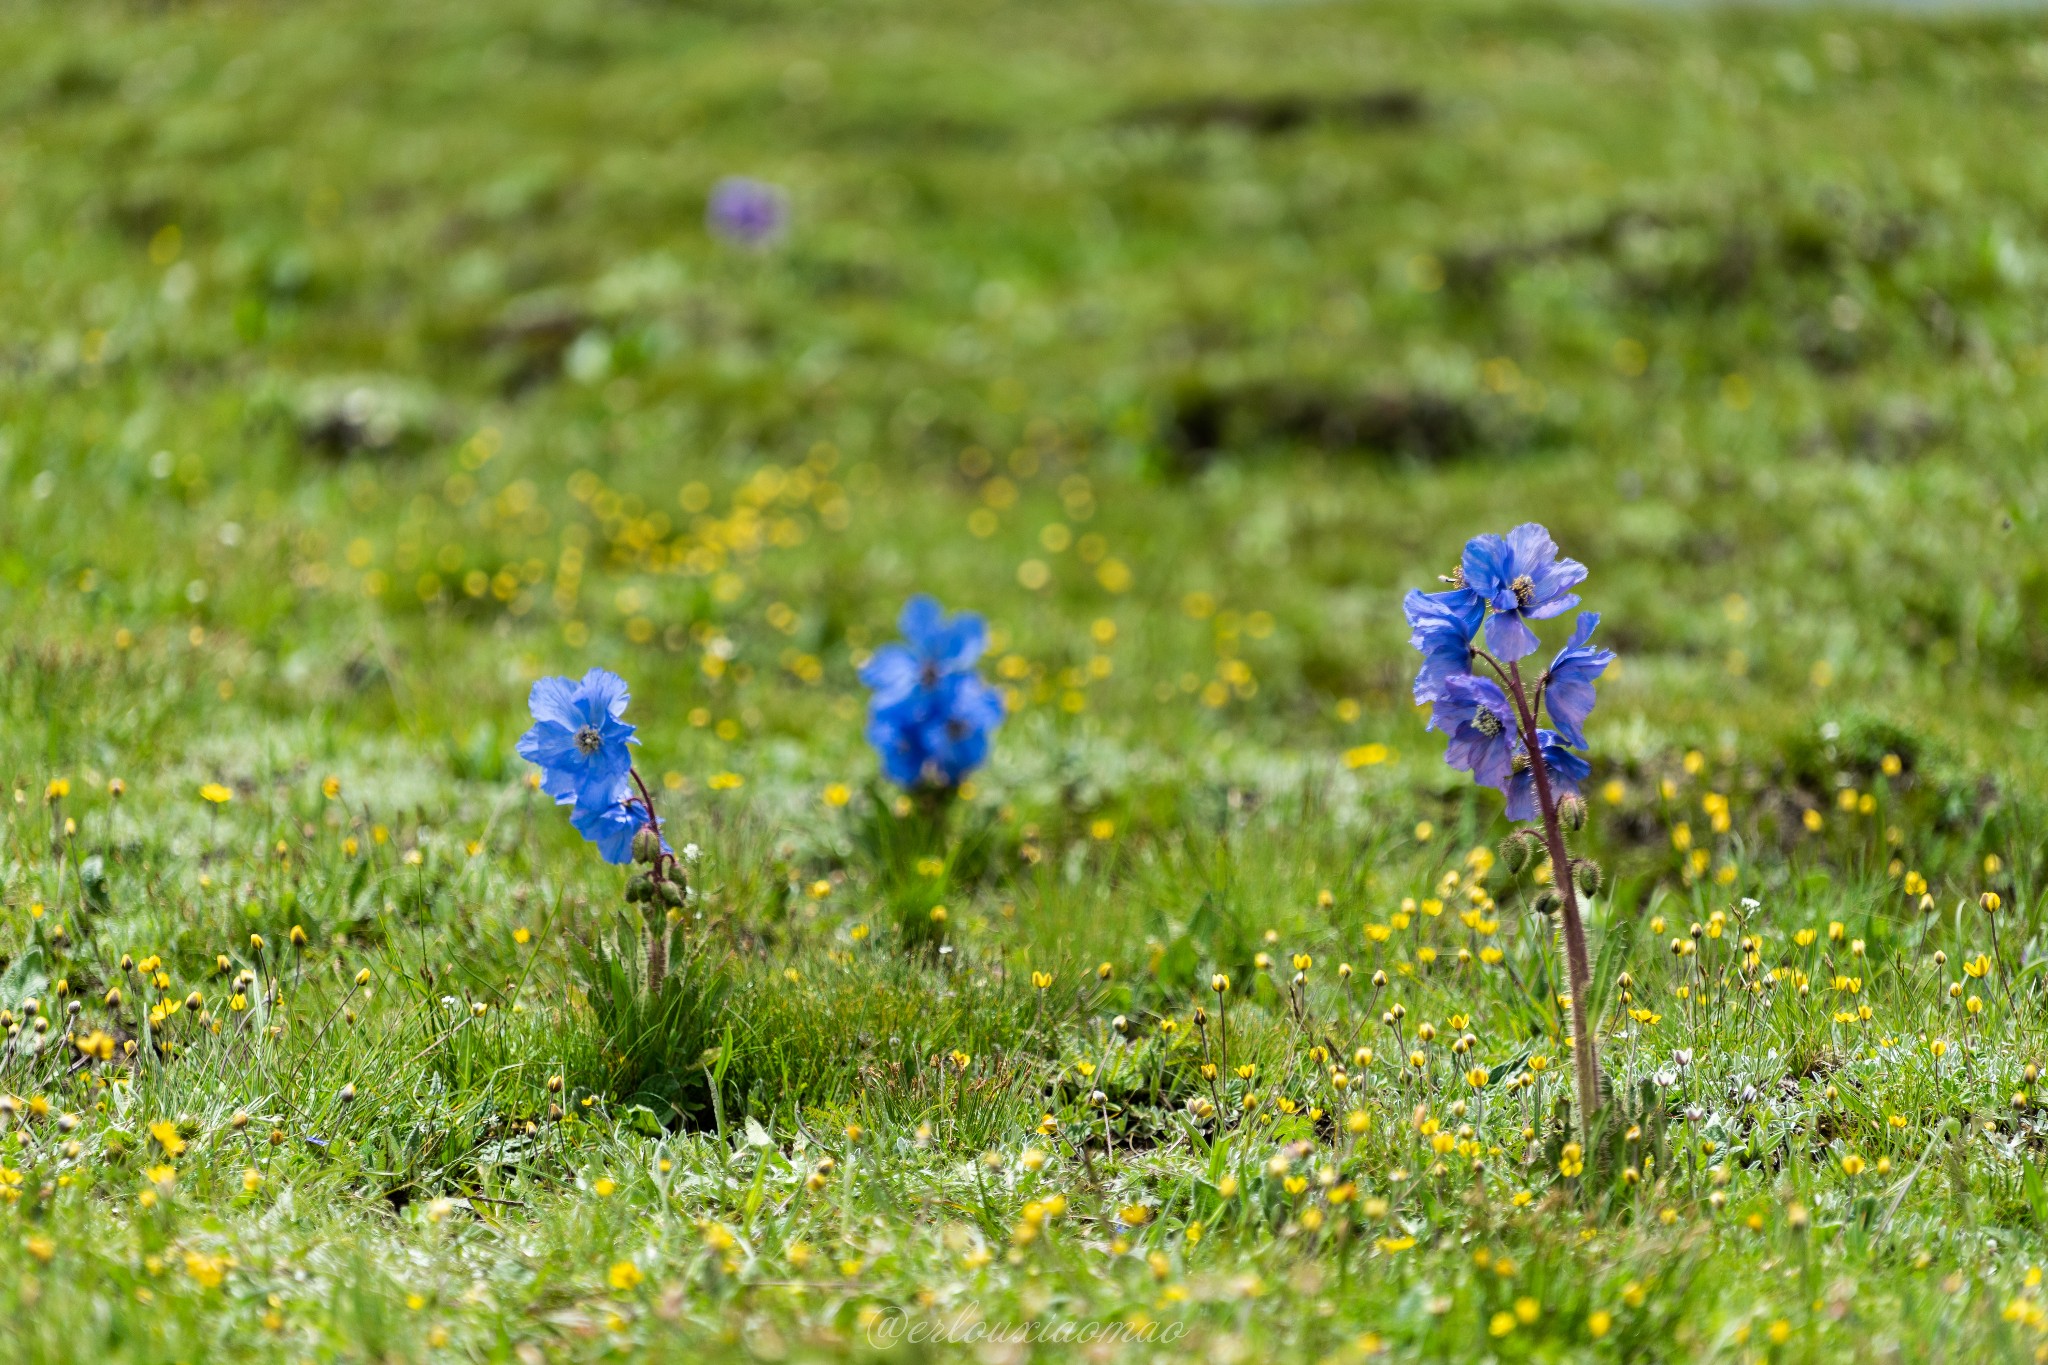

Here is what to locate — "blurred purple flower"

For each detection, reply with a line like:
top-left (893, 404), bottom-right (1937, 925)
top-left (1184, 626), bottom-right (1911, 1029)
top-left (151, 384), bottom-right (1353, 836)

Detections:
top-left (707, 177), bottom-right (788, 247)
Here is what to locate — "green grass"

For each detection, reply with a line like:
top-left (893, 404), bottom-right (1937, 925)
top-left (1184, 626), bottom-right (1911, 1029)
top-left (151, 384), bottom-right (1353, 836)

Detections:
top-left (5, 0), bottom-right (2048, 1358)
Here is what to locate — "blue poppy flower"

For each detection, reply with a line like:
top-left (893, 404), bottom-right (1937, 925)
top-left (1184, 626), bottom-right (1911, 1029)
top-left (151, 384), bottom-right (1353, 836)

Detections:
top-left (1459, 524), bottom-right (1587, 663)
top-left (1505, 731), bottom-right (1591, 822)
top-left (1403, 586), bottom-right (1486, 704)
top-left (1432, 674), bottom-right (1520, 791)
top-left (1541, 613), bottom-right (1614, 749)
top-left (861, 597), bottom-right (1003, 789)
top-left (569, 789), bottom-right (663, 866)
top-left (517, 668), bottom-right (637, 810)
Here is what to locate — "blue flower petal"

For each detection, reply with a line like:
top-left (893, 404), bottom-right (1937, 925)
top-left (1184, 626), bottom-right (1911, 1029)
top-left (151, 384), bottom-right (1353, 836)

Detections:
top-left (1524, 592), bottom-right (1582, 623)
top-left (898, 594), bottom-right (947, 649)
top-left (1527, 556), bottom-right (1588, 606)
top-left (1460, 534), bottom-right (1513, 604)
top-left (931, 612), bottom-right (989, 671)
top-left (1542, 612), bottom-right (1613, 749)
top-left (1506, 731), bottom-right (1590, 822)
top-left (516, 721), bottom-right (579, 770)
top-left (526, 675), bottom-right (585, 731)
top-left (1502, 523), bottom-right (1558, 578)
top-left (1404, 587), bottom-right (1484, 704)
top-left (1483, 610), bottom-right (1541, 662)
top-left (569, 791), bottom-right (650, 865)
top-left (858, 644), bottom-right (921, 706)
top-left (573, 667), bottom-right (632, 721)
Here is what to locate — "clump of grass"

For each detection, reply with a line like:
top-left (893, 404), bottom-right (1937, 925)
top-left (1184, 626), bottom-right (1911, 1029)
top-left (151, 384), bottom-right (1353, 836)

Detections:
top-left (569, 922), bottom-right (737, 1132)
top-left (843, 783), bottom-right (1005, 953)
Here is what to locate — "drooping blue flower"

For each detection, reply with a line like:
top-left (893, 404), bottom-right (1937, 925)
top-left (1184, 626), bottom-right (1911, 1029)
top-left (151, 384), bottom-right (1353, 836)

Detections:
top-left (861, 597), bottom-right (1003, 789)
top-left (706, 176), bottom-right (788, 248)
top-left (1402, 586), bottom-right (1486, 704)
top-left (866, 674), bottom-right (1006, 789)
top-left (1505, 731), bottom-right (1591, 823)
top-left (1459, 523), bottom-right (1587, 663)
top-left (517, 668), bottom-right (637, 810)
top-left (1541, 613), bottom-right (1614, 750)
top-left (569, 788), bottom-right (664, 866)
top-left (1432, 674), bottom-right (1521, 791)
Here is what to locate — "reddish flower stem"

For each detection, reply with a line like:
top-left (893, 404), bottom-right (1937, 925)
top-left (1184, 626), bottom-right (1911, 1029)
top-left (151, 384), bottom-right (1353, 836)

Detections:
top-left (628, 766), bottom-right (674, 993)
top-left (1501, 660), bottom-right (1602, 1147)
top-left (627, 767), bottom-right (670, 876)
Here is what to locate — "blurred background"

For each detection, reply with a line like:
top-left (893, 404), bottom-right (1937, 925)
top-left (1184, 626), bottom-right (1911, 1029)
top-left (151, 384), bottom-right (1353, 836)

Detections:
top-left (1, 0), bottom-right (2043, 817)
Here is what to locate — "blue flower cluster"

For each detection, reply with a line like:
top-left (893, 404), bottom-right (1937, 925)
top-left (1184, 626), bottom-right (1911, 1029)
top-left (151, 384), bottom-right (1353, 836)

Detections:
top-left (1404, 524), bottom-right (1613, 819)
top-left (859, 595), bottom-right (1005, 791)
top-left (517, 668), bottom-right (661, 864)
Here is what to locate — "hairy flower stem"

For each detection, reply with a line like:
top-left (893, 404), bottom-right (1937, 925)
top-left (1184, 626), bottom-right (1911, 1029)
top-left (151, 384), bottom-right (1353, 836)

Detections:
top-left (646, 917), bottom-right (670, 997)
top-left (1989, 912), bottom-right (2016, 1013)
top-left (628, 767), bottom-right (673, 994)
top-left (1217, 991), bottom-right (1229, 1082)
top-left (1504, 662), bottom-right (1601, 1148)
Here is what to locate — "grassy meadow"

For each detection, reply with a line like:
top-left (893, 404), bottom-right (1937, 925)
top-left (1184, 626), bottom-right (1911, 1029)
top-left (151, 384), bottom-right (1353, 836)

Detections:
top-left (4, 0), bottom-right (2048, 1358)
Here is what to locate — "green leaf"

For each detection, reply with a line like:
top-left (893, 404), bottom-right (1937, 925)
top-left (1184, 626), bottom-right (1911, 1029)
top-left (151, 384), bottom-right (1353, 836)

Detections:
top-left (1487, 1047), bottom-right (1535, 1088)
top-left (1205, 1132), bottom-right (1233, 1187)
top-left (0, 945), bottom-right (48, 1007)
top-left (1585, 903), bottom-right (1638, 1029)
top-left (1156, 934), bottom-right (1200, 992)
